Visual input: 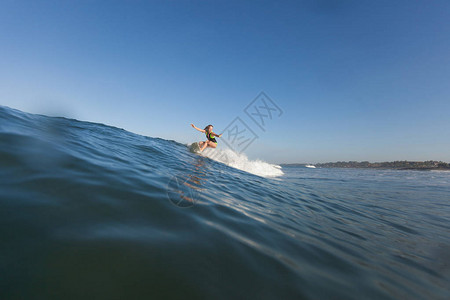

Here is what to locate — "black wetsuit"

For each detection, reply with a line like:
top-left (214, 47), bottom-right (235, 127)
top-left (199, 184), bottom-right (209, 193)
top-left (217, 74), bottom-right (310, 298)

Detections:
top-left (206, 132), bottom-right (217, 143)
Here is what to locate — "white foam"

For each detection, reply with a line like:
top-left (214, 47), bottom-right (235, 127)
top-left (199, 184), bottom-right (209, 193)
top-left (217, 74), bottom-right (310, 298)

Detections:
top-left (199, 146), bottom-right (284, 178)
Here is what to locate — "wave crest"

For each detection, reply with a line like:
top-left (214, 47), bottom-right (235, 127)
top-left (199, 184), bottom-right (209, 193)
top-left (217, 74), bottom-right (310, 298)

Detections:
top-left (197, 146), bottom-right (283, 178)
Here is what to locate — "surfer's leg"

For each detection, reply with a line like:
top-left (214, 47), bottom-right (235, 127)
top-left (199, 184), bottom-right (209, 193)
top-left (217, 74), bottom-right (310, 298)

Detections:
top-left (207, 141), bottom-right (217, 149)
top-left (199, 141), bottom-right (208, 152)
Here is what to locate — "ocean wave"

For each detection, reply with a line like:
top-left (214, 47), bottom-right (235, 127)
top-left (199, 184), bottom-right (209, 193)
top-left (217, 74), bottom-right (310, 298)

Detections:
top-left (193, 145), bottom-right (284, 178)
top-left (1, 105), bottom-right (449, 300)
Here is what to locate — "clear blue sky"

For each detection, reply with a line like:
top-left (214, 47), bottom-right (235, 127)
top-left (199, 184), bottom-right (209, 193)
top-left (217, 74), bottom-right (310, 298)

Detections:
top-left (1, 0), bottom-right (449, 163)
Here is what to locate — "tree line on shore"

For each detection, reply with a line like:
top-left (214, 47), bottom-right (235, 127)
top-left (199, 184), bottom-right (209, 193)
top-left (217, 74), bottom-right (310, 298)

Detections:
top-left (312, 160), bottom-right (450, 170)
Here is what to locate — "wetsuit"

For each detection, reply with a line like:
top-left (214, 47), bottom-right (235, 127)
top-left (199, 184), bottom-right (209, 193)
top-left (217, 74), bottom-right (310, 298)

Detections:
top-left (205, 132), bottom-right (217, 144)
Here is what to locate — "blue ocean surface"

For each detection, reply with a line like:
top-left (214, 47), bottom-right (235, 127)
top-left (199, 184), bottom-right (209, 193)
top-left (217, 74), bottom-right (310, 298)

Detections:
top-left (1, 106), bottom-right (449, 299)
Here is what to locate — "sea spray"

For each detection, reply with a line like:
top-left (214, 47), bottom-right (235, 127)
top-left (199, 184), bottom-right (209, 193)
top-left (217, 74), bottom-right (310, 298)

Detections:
top-left (198, 146), bottom-right (284, 178)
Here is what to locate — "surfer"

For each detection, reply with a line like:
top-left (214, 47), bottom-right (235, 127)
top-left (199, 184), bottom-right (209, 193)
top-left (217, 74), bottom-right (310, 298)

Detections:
top-left (190, 124), bottom-right (222, 152)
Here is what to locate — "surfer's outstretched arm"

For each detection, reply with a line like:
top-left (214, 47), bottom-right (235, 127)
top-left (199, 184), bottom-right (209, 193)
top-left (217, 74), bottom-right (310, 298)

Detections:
top-left (191, 124), bottom-right (205, 133)
top-left (211, 132), bottom-right (222, 138)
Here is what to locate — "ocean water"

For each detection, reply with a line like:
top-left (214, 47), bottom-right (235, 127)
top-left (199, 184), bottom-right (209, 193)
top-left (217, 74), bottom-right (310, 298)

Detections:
top-left (1, 105), bottom-right (449, 300)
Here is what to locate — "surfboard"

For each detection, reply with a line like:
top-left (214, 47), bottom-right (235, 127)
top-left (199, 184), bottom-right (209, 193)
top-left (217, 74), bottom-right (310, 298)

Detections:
top-left (189, 142), bottom-right (201, 153)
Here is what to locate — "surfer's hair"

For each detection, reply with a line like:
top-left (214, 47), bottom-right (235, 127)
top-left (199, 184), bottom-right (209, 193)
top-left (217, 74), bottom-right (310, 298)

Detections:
top-left (204, 125), bottom-right (213, 131)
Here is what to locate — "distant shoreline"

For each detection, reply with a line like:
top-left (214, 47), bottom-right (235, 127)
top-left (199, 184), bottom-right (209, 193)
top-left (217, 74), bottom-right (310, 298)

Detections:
top-left (281, 161), bottom-right (450, 171)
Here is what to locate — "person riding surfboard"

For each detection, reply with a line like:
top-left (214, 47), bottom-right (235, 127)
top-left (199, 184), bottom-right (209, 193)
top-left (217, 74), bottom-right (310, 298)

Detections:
top-left (190, 124), bottom-right (222, 152)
